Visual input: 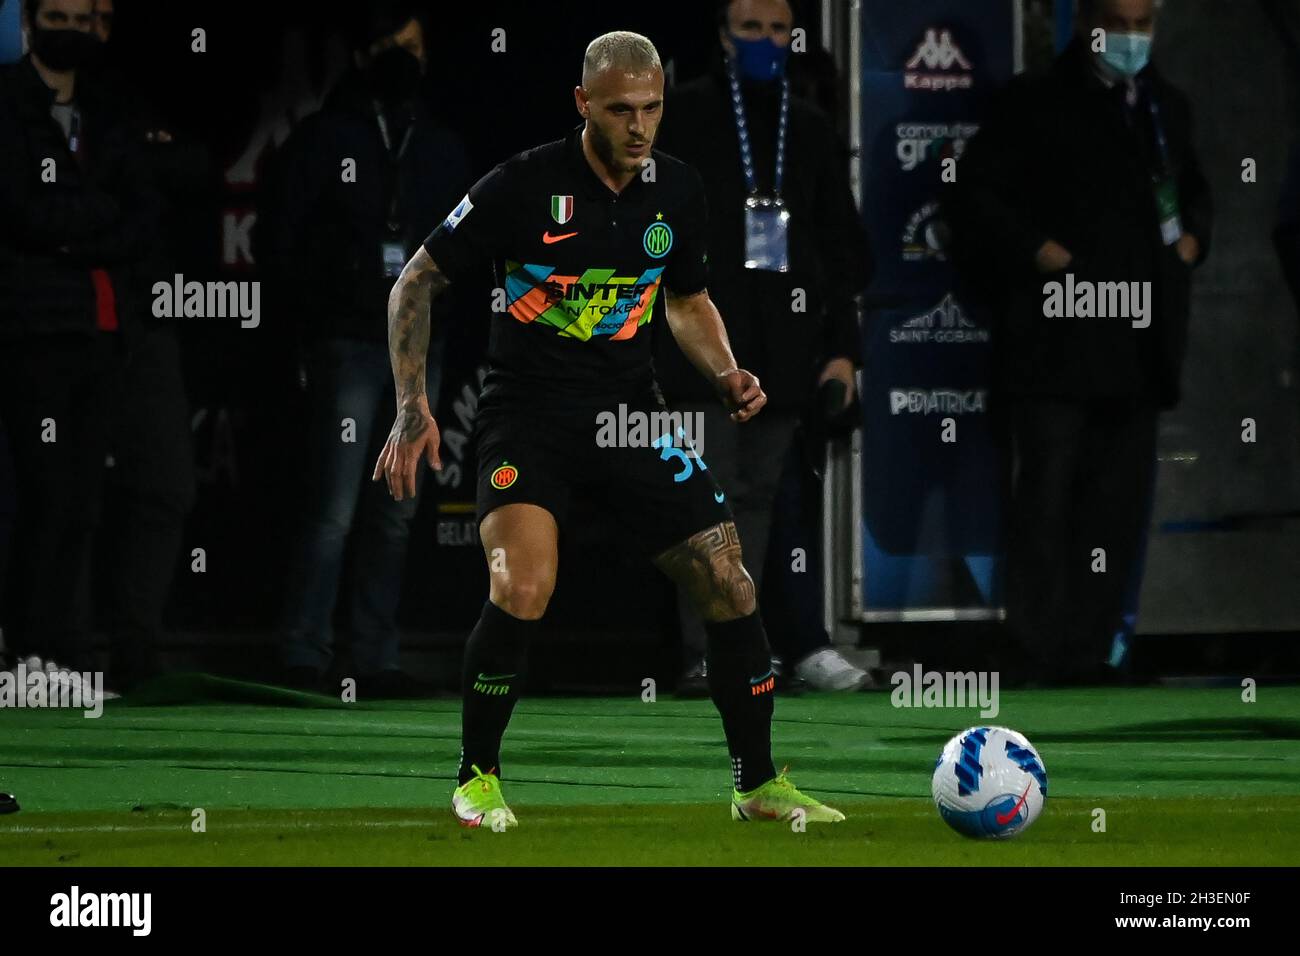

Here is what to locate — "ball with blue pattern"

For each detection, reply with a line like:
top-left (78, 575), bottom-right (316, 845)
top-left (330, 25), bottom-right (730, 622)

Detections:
top-left (931, 726), bottom-right (1048, 839)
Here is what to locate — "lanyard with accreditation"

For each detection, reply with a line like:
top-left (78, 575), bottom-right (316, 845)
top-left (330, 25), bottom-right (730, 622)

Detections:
top-left (1143, 87), bottom-right (1183, 247)
top-left (726, 57), bottom-right (792, 272)
top-left (375, 103), bottom-right (416, 278)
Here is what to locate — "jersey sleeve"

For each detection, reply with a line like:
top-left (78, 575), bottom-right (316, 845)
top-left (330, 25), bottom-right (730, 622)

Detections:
top-left (664, 167), bottom-right (709, 296)
top-left (421, 162), bottom-right (513, 282)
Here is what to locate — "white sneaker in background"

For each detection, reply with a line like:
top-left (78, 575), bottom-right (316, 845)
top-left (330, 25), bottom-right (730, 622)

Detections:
top-left (20, 655), bottom-right (120, 702)
top-left (794, 647), bottom-right (873, 691)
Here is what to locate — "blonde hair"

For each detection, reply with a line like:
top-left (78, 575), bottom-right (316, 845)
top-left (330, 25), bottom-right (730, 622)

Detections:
top-left (582, 31), bottom-right (662, 86)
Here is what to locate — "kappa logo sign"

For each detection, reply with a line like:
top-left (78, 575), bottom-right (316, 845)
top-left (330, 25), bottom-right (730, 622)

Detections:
top-left (904, 28), bottom-right (973, 91)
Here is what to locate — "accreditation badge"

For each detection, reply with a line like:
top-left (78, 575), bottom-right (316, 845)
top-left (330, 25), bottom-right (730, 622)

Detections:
top-left (743, 196), bottom-right (791, 272)
top-left (381, 241), bottom-right (407, 278)
top-left (1154, 177), bottom-right (1183, 246)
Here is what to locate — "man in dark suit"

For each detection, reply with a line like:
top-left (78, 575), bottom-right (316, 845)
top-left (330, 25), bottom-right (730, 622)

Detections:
top-left (0, 0), bottom-right (157, 686)
top-left (654, 0), bottom-right (873, 693)
top-left (950, 0), bottom-right (1212, 685)
top-left (260, 1), bottom-right (470, 696)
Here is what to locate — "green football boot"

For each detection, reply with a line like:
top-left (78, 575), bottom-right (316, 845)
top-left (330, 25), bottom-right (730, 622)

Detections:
top-left (731, 767), bottom-right (846, 823)
top-left (451, 764), bottom-right (518, 829)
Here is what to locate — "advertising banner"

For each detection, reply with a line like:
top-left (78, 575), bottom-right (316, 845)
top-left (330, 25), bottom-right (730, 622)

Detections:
top-left (858, 0), bottom-right (1016, 614)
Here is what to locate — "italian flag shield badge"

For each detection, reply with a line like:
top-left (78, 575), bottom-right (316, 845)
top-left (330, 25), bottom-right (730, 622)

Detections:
top-left (551, 195), bottom-right (574, 225)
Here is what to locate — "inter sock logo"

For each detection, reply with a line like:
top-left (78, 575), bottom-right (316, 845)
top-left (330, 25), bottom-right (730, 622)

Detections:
top-left (749, 670), bottom-right (776, 696)
top-left (472, 673), bottom-right (515, 696)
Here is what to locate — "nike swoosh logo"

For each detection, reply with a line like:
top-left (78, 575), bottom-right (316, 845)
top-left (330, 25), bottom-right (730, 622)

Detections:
top-left (995, 780), bottom-right (1034, 826)
top-left (714, 491), bottom-right (726, 503)
top-left (477, 673), bottom-right (517, 682)
top-left (542, 231), bottom-right (579, 244)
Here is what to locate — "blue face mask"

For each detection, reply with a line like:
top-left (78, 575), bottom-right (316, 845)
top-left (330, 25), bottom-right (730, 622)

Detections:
top-left (1100, 31), bottom-right (1152, 77)
top-left (729, 34), bottom-right (790, 82)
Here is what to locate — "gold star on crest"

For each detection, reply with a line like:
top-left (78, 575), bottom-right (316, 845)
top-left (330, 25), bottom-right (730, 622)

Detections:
top-left (656, 212), bottom-right (664, 220)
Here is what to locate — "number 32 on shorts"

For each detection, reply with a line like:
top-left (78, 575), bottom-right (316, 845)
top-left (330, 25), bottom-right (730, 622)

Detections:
top-left (652, 429), bottom-right (707, 483)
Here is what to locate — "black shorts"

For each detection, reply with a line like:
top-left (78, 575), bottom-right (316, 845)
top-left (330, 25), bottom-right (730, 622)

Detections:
top-left (473, 390), bottom-right (733, 558)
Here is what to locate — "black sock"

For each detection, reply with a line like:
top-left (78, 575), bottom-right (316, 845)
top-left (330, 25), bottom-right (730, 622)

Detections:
top-left (458, 600), bottom-right (536, 785)
top-left (705, 612), bottom-right (777, 792)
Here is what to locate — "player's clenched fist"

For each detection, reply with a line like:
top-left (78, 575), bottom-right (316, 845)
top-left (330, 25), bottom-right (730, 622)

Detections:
top-left (717, 368), bottom-right (766, 423)
top-left (373, 398), bottom-right (442, 501)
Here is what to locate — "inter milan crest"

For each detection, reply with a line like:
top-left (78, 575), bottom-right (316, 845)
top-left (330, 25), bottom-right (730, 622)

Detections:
top-left (551, 195), bottom-right (574, 225)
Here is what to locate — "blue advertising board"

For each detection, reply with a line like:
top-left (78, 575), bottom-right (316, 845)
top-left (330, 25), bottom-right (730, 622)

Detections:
top-left (1, 0), bottom-right (22, 65)
top-left (858, 0), bottom-right (1016, 614)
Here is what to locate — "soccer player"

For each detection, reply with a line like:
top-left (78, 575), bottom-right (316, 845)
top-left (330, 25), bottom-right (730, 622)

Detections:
top-left (373, 31), bottom-right (843, 826)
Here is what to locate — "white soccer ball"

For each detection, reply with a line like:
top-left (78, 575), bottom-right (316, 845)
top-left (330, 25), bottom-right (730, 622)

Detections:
top-left (931, 726), bottom-right (1048, 838)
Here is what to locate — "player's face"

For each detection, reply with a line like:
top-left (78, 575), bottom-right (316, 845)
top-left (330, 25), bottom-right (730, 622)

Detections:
top-left (577, 68), bottom-right (664, 174)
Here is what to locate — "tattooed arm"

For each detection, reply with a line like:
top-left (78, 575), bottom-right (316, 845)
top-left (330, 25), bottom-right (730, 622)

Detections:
top-left (373, 246), bottom-right (451, 501)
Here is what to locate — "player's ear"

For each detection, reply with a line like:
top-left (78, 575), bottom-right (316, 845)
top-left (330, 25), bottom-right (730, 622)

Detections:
top-left (574, 85), bottom-right (590, 119)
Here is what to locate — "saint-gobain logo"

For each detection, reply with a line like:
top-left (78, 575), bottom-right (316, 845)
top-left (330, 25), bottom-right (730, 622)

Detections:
top-left (891, 294), bottom-right (990, 346)
top-left (904, 28), bottom-right (974, 91)
top-left (643, 221), bottom-right (673, 258)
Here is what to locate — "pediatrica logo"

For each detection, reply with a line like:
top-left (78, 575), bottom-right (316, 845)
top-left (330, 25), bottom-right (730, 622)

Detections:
top-left (490, 463), bottom-right (519, 490)
top-left (643, 220), bottom-right (673, 258)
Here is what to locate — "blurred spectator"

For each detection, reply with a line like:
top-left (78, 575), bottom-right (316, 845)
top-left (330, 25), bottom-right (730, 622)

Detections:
top-left (0, 0), bottom-right (157, 688)
top-left (654, 0), bottom-right (873, 693)
top-left (949, 0), bottom-right (1212, 686)
top-left (86, 0), bottom-right (206, 691)
top-left (259, 1), bottom-right (469, 697)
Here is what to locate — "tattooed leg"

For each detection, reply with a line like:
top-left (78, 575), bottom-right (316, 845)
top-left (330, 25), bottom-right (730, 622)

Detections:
top-left (653, 522), bottom-right (756, 622)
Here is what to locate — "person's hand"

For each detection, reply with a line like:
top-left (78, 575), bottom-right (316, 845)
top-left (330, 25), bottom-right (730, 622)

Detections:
top-left (1176, 233), bottom-right (1200, 265)
top-left (1035, 239), bottom-right (1074, 274)
top-left (716, 368), bottom-right (766, 422)
top-left (818, 357), bottom-right (856, 410)
top-left (372, 398), bottom-right (441, 501)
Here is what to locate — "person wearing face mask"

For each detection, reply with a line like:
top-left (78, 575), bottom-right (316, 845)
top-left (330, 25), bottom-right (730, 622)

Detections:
top-left (948, 0), bottom-right (1213, 687)
top-left (258, 1), bottom-right (469, 697)
top-left (0, 0), bottom-right (158, 693)
top-left (653, 0), bottom-right (874, 695)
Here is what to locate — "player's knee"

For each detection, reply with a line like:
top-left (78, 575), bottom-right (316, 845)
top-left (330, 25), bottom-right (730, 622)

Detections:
top-left (492, 572), bottom-right (554, 621)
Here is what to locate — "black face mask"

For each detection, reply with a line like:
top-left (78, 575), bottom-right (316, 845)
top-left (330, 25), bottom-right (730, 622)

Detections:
top-left (30, 27), bottom-right (98, 72)
top-left (367, 47), bottom-right (422, 104)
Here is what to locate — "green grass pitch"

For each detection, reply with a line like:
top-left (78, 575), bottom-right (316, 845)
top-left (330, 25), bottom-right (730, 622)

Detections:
top-left (1, 678), bottom-right (1297, 866)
